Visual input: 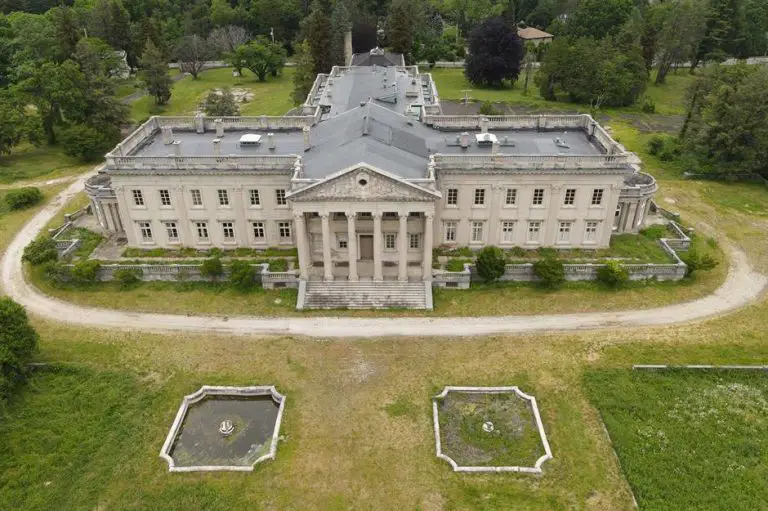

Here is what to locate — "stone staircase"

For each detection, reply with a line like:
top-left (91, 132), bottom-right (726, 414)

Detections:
top-left (297, 280), bottom-right (433, 310)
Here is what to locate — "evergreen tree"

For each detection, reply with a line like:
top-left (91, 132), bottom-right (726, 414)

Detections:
top-left (387, 0), bottom-right (416, 59)
top-left (139, 39), bottom-right (172, 106)
top-left (291, 39), bottom-right (316, 105)
top-left (302, 0), bottom-right (332, 74)
top-left (49, 6), bottom-right (81, 63)
top-left (330, 0), bottom-right (351, 66)
top-left (691, 0), bottom-right (743, 70)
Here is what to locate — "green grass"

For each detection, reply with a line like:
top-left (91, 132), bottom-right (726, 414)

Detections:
top-left (114, 77), bottom-right (139, 98)
top-left (0, 184), bottom-right (69, 257)
top-left (0, 144), bottom-right (90, 185)
top-left (66, 228), bottom-right (103, 259)
top-left (121, 246), bottom-right (298, 259)
top-left (584, 368), bottom-right (768, 510)
top-left (130, 67), bottom-right (296, 123)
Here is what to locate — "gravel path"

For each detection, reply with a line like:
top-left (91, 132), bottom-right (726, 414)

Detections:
top-left (2, 171), bottom-right (766, 338)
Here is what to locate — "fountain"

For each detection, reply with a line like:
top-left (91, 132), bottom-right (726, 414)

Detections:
top-left (219, 419), bottom-right (235, 436)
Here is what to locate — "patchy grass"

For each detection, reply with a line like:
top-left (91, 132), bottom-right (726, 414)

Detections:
top-left (41, 192), bottom-right (91, 235)
top-left (584, 368), bottom-right (768, 510)
top-left (0, 144), bottom-right (90, 185)
top-left (130, 67), bottom-right (295, 122)
top-left (0, 184), bottom-right (69, 258)
top-left (67, 228), bottom-right (103, 259)
top-left (437, 390), bottom-right (546, 468)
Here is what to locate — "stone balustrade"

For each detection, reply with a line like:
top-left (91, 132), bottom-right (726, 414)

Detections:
top-left (424, 114), bottom-right (589, 131)
top-left (433, 153), bottom-right (631, 170)
top-left (106, 154), bottom-right (300, 171)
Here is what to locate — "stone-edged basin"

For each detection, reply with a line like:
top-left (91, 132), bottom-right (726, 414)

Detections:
top-left (160, 386), bottom-right (286, 472)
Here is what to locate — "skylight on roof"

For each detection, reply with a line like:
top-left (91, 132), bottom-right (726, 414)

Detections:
top-left (475, 133), bottom-right (498, 145)
top-left (239, 134), bottom-right (262, 146)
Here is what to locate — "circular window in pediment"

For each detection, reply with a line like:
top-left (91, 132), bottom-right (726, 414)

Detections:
top-left (357, 171), bottom-right (369, 187)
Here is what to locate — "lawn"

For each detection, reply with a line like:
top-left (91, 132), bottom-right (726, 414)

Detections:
top-left (0, 144), bottom-right (91, 185)
top-left (130, 67), bottom-right (296, 122)
top-left (0, 184), bottom-right (69, 257)
top-left (584, 368), bottom-right (768, 510)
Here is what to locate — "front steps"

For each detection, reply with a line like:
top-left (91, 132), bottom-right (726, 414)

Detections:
top-left (297, 280), bottom-right (433, 310)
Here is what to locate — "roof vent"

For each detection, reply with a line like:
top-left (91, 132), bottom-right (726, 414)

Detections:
top-left (239, 134), bottom-right (262, 147)
top-left (554, 137), bottom-right (570, 149)
top-left (475, 133), bottom-right (498, 145)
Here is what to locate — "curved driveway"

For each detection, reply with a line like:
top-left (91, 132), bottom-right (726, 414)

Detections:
top-left (2, 171), bottom-right (766, 338)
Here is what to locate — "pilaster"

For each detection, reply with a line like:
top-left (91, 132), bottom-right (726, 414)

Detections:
top-left (346, 211), bottom-right (358, 281)
top-left (321, 212), bottom-right (333, 281)
top-left (398, 213), bottom-right (408, 281)
top-left (373, 212), bottom-right (383, 281)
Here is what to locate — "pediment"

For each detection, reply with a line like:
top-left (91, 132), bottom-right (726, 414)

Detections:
top-left (287, 163), bottom-right (440, 203)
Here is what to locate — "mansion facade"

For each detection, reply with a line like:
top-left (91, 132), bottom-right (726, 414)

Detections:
top-left (87, 57), bottom-right (657, 282)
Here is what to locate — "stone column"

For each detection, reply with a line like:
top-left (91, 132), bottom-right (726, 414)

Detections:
top-left (423, 213), bottom-right (434, 281)
top-left (398, 212), bottom-right (408, 281)
top-left (373, 212), bottom-right (383, 281)
top-left (294, 212), bottom-right (309, 280)
top-left (321, 212), bottom-right (333, 281)
top-left (346, 211), bottom-right (358, 281)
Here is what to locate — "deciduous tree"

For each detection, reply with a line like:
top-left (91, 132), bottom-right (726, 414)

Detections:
top-left (175, 34), bottom-right (211, 79)
top-left (464, 17), bottom-right (524, 88)
top-left (0, 297), bottom-right (39, 406)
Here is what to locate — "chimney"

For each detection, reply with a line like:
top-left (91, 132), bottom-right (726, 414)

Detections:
top-left (215, 118), bottom-right (224, 137)
top-left (267, 132), bottom-right (276, 150)
top-left (460, 132), bottom-right (470, 149)
top-left (344, 29), bottom-right (353, 66)
top-left (212, 138), bottom-right (221, 156)
top-left (172, 140), bottom-right (182, 156)
top-left (303, 126), bottom-right (311, 152)
top-left (492, 140), bottom-right (500, 155)
top-left (194, 112), bottom-right (205, 134)
top-left (162, 126), bottom-right (174, 145)
top-left (362, 116), bottom-right (369, 135)
top-left (480, 117), bottom-right (489, 134)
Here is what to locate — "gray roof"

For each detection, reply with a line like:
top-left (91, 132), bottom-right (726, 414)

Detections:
top-left (320, 66), bottom-right (422, 118)
top-left (350, 50), bottom-right (404, 67)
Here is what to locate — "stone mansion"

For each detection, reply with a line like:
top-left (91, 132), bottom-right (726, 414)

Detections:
top-left (87, 55), bottom-right (657, 283)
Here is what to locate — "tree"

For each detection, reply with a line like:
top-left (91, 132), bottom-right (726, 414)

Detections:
top-left (330, 0), bottom-right (351, 66)
top-left (237, 38), bottom-right (283, 81)
top-left (564, 0), bottom-right (635, 39)
top-left (175, 35), bottom-right (211, 79)
top-left (464, 17), bottom-right (524, 88)
top-left (387, 0), bottom-right (416, 59)
top-left (208, 25), bottom-right (249, 56)
top-left (139, 39), bottom-right (172, 106)
top-left (653, 0), bottom-right (706, 84)
top-left (691, 0), bottom-right (743, 71)
top-left (88, 0), bottom-right (131, 52)
top-left (0, 298), bottom-right (39, 405)
top-left (60, 124), bottom-right (122, 162)
top-left (291, 39), bottom-right (316, 105)
top-left (475, 246), bottom-right (507, 282)
top-left (49, 6), bottom-right (81, 63)
top-left (203, 87), bottom-right (240, 116)
top-left (521, 41), bottom-right (537, 94)
top-left (302, 0), bottom-right (332, 74)
top-left (22, 237), bottom-right (58, 265)
top-left (210, 0), bottom-right (239, 28)
top-left (0, 91), bottom-right (26, 155)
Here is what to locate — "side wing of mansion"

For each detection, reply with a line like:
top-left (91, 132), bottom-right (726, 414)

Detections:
top-left (87, 57), bottom-right (657, 281)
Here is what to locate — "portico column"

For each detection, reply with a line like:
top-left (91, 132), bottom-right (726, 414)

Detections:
top-left (321, 212), bottom-right (333, 281)
top-left (398, 212), bottom-right (408, 281)
top-left (423, 212), bottom-right (434, 281)
top-left (346, 211), bottom-right (358, 281)
top-left (294, 212), bottom-right (309, 280)
top-left (373, 212), bottom-right (383, 281)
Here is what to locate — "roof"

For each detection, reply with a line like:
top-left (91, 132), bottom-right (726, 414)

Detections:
top-left (319, 66), bottom-right (423, 118)
top-left (350, 48), bottom-right (405, 67)
top-left (517, 27), bottom-right (554, 40)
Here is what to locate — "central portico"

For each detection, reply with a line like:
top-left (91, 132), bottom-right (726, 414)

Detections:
top-left (287, 163), bottom-right (440, 282)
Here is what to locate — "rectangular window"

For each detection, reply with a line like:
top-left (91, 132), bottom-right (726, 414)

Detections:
top-left (446, 188), bottom-right (458, 206)
top-left (159, 189), bottom-right (171, 206)
top-left (278, 221), bottom-right (292, 241)
top-left (338, 235), bottom-right (348, 249)
top-left (409, 233), bottom-right (420, 250)
top-left (222, 222), bottom-right (235, 241)
top-left (384, 233), bottom-right (396, 250)
top-left (473, 188), bottom-right (486, 206)
top-left (275, 189), bottom-right (287, 206)
top-left (190, 189), bottom-right (203, 206)
top-left (585, 221), bottom-right (599, 241)
top-left (532, 188), bottom-right (544, 206)
top-left (195, 222), bottom-right (209, 242)
top-left (249, 189), bottom-right (260, 206)
top-left (444, 221), bottom-right (457, 242)
top-left (164, 222), bottom-right (178, 242)
top-left (138, 221), bottom-right (152, 241)
top-left (505, 188), bottom-right (517, 206)
top-left (558, 221), bottom-right (572, 242)
top-left (383, 212), bottom-right (398, 219)
top-left (501, 221), bottom-right (515, 243)
top-left (252, 221), bottom-right (265, 241)
top-left (591, 188), bottom-right (604, 206)
top-left (564, 188), bottom-right (576, 206)
top-left (217, 189), bottom-right (229, 206)
top-left (471, 221), bottom-right (484, 242)
top-left (527, 221), bottom-right (541, 242)
top-left (132, 189), bottom-right (144, 206)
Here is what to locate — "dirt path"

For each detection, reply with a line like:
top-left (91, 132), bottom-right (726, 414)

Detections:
top-left (0, 175), bottom-right (76, 190)
top-left (2, 172), bottom-right (766, 338)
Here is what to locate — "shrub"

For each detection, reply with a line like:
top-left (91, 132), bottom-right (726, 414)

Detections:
top-left (5, 187), bottom-right (43, 210)
top-left (70, 260), bottom-right (101, 285)
top-left (203, 87), bottom-right (240, 116)
top-left (23, 237), bottom-right (58, 265)
top-left (648, 134), bottom-right (665, 155)
top-left (59, 124), bottom-right (122, 162)
top-left (533, 257), bottom-right (565, 288)
top-left (597, 260), bottom-right (629, 288)
top-left (479, 100), bottom-right (502, 116)
top-left (200, 257), bottom-right (224, 279)
top-left (113, 268), bottom-right (143, 289)
top-left (475, 246), bottom-right (507, 282)
top-left (268, 259), bottom-right (288, 272)
top-left (640, 95), bottom-right (656, 113)
top-left (647, 134), bottom-right (680, 161)
top-left (42, 261), bottom-right (69, 284)
top-left (445, 259), bottom-right (469, 272)
top-left (0, 297), bottom-right (39, 406)
top-left (228, 260), bottom-right (256, 290)
top-left (509, 246), bottom-right (527, 258)
top-left (640, 224), bottom-right (669, 240)
top-left (682, 249), bottom-right (719, 277)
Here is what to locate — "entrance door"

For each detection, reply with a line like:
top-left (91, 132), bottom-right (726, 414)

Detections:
top-left (359, 235), bottom-right (374, 260)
